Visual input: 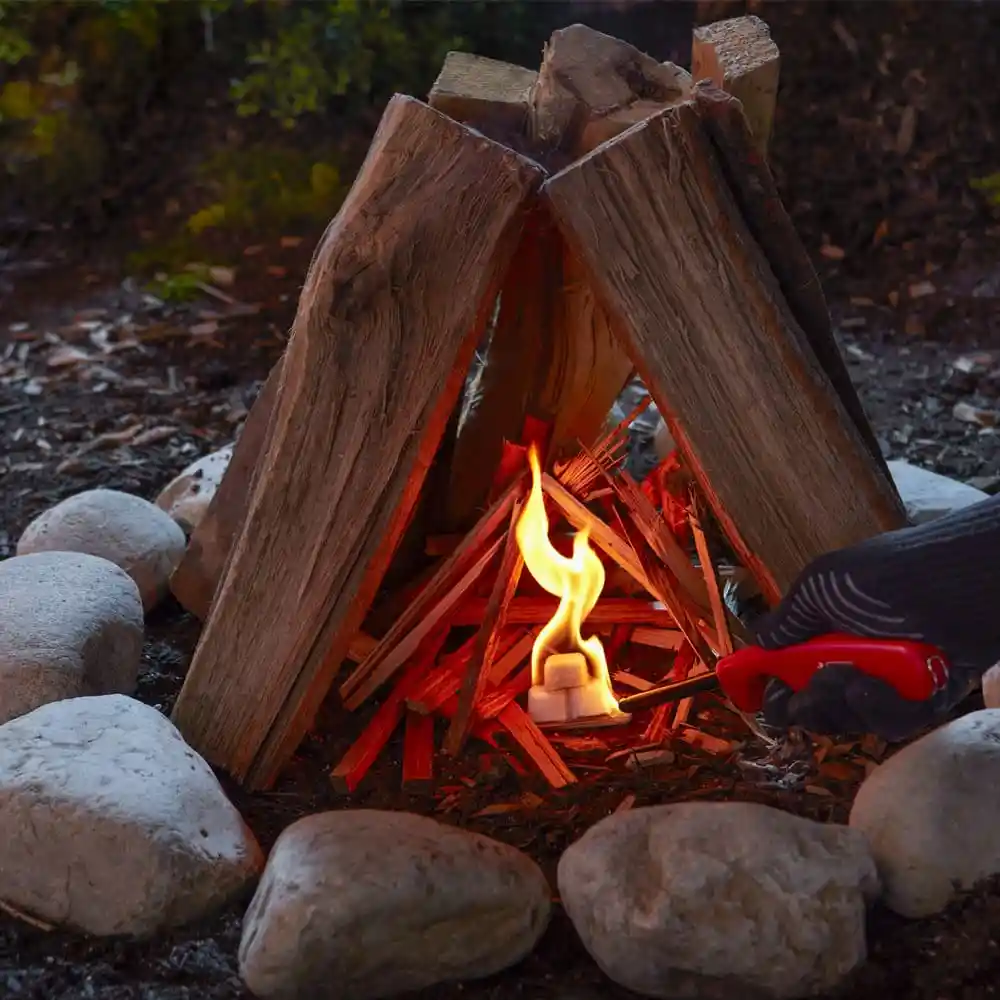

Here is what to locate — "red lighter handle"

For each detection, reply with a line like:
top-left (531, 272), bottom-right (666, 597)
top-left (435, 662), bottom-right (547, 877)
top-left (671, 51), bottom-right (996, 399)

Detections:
top-left (715, 633), bottom-right (950, 714)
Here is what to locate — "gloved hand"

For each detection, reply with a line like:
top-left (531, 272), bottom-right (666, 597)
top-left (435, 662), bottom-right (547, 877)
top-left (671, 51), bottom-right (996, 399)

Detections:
top-left (752, 494), bottom-right (1000, 742)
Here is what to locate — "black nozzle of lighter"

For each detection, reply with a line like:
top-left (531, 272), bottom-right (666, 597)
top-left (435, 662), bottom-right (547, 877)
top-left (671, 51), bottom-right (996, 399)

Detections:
top-left (617, 672), bottom-right (722, 713)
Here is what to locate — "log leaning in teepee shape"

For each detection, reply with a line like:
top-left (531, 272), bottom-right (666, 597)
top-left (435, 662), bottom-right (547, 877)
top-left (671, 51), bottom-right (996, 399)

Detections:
top-left (691, 13), bottom-right (780, 160)
top-left (428, 26), bottom-right (690, 531)
top-left (689, 15), bottom-right (890, 482)
top-left (691, 82), bottom-right (892, 483)
top-left (170, 94), bottom-right (544, 790)
top-left (542, 94), bottom-right (906, 604)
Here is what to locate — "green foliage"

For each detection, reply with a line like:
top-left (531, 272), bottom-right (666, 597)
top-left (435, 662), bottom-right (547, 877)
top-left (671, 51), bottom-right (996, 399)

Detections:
top-left (972, 173), bottom-right (1000, 207)
top-left (228, 0), bottom-right (463, 127)
top-left (0, 4), bottom-right (33, 65)
top-left (0, 0), bottom-right (540, 227)
top-left (185, 145), bottom-right (345, 234)
top-left (0, 0), bottom-right (172, 202)
top-left (0, 0), bottom-right (477, 137)
top-left (147, 268), bottom-right (207, 303)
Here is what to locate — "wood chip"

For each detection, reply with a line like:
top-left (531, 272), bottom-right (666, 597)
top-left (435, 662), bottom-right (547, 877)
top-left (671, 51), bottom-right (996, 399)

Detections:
top-left (401, 709), bottom-right (436, 792)
top-left (613, 670), bottom-right (654, 692)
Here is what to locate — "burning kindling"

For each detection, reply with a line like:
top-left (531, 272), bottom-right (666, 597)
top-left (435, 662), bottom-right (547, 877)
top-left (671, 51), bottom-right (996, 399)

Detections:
top-left (168, 15), bottom-right (907, 795)
top-left (330, 409), bottom-right (733, 791)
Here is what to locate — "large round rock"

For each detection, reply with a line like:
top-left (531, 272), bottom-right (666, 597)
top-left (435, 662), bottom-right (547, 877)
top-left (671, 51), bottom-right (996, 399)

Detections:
top-left (0, 694), bottom-right (263, 936)
top-left (558, 802), bottom-right (878, 1000)
top-left (851, 709), bottom-right (1000, 917)
top-left (17, 488), bottom-right (187, 610)
top-left (0, 551), bottom-right (143, 724)
top-left (155, 444), bottom-right (233, 534)
top-left (239, 809), bottom-right (551, 1000)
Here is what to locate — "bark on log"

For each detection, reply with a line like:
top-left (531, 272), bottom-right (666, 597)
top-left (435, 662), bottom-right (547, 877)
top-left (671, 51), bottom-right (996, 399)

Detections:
top-left (429, 26), bottom-right (690, 530)
top-left (542, 100), bottom-right (906, 603)
top-left (170, 95), bottom-right (543, 790)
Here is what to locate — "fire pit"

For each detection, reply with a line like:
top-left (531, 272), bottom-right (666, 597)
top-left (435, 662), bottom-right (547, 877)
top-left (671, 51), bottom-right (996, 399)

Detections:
top-left (165, 15), bottom-right (906, 795)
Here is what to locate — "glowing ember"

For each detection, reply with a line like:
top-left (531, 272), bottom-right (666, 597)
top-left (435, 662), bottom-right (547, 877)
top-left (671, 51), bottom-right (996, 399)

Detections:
top-left (515, 446), bottom-right (627, 725)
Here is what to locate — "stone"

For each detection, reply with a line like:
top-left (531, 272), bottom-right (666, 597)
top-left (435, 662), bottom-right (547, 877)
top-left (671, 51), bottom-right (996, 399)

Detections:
top-left (17, 488), bottom-right (187, 611)
top-left (558, 802), bottom-right (878, 1000)
top-left (982, 664), bottom-right (1000, 708)
top-left (239, 809), bottom-right (551, 1000)
top-left (156, 445), bottom-right (234, 534)
top-left (169, 363), bottom-right (282, 621)
top-left (850, 709), bottom-right (1000, 918)
top-left (653, 418), bottom-right (675, 460)
top-left (0, 694), bottom-right (262, 936)
top-left (0, 551), bottom-right (143, 724)
top-left (887, 459), bottom-right (988, 524)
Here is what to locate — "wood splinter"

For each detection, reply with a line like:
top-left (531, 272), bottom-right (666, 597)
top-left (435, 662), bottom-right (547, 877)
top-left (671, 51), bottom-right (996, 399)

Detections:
top-left (445, 502), bottom-right (525, 756)
top-left (497, 702), bottom-right (576, 789)
top-left (402, 710), bottom-right (436, 792)
top-left (341, 477), bottom-right (526, 713)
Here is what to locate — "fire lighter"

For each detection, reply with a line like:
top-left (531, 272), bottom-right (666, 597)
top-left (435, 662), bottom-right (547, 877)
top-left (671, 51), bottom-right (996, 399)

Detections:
top-left (616, 634), bottom-right (951, 715)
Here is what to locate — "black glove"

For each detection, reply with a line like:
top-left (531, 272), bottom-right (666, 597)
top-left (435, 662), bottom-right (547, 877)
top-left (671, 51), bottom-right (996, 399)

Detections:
top-left (752, 494), bottom-right (1000, 741)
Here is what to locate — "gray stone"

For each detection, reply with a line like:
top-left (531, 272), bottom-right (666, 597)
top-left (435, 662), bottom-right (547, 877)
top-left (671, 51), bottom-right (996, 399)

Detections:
top-left (558, 802), bottom-right (878, 999)
top-left (17, 488), bottom-right (187, 611)
top-left (887, 459), bottom-right (988, 524)
top-left (239, 809), bottom-right (551, 1000)
top-left (850, 709), bottom-right (1000, 918)
top-left (653, 418), bottom-right (675, 460)
top-left (156, 445), bottom-right (233, 534)
top-left (0, 552), bottom-right (143, 724)
top-left (0, 694), bottom-right (263, 936)
top-left (982, 664), bottom-right (1000, 708)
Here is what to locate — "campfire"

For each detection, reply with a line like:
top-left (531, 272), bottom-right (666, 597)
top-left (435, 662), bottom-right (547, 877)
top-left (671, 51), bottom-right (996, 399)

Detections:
top-left (325, 401), bottom-right (736, 792)
top-left (165, 15), bottom-right (907, 794)
top-left (517, 446), bottom-right (627, 729)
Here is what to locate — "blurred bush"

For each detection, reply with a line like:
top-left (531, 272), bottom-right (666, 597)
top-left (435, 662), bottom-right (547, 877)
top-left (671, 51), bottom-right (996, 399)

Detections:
top-left (972, 173), bottom-right (1000, 209)
top-left (0, 0), bottom-right (693, 230)
top-left (0, 0), bottom-right (510, 224)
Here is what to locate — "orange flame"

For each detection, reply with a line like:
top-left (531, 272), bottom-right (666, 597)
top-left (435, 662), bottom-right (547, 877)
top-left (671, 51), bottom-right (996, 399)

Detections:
top-left (514, 445), bottom-right (620, 715)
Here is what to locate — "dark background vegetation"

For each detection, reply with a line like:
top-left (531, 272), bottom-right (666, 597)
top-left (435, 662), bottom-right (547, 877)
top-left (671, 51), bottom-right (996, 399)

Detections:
top-left (0, 0), bottom-right (696, 259)
top-left (1, 0), bottom-right (997, 315)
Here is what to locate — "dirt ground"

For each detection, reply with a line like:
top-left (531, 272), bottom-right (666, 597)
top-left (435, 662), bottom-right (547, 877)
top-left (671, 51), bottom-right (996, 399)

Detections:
top-left (2, 2), bottom-right (1000, 998)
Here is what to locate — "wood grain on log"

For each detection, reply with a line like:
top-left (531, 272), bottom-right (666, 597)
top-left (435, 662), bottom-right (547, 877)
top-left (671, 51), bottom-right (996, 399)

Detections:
top-left (691, 14), bottom-right (779, 159)
top-left (692, 83), bottom-right (895, 487)
top-left (431, 25), bottom-right (689, 529)
top-left (429, 51), bottom-right (537, 152)
top-left (529, 23), bottom-right (691, 156)
top-left (170, 95), bottom-right (543, 789)
top-left (542, 101), bottom-right (906, 602)
top-left (441, 205), bottom-right (563, 526)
